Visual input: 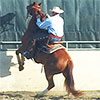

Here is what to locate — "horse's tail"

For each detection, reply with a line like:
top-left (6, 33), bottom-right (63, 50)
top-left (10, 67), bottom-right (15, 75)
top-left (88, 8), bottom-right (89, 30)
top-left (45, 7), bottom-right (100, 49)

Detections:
top-left (63, 60), bottom-right (84, 97)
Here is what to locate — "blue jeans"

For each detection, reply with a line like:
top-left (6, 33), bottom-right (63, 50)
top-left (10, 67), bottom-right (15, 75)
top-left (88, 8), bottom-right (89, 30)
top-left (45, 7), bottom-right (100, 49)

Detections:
top-left (51, 38), bottom-right (61, 42)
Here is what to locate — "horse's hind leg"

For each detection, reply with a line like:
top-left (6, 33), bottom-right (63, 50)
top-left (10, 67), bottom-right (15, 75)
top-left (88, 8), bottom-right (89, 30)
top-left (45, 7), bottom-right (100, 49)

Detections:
top-left (46, 75), bottom-right (55, 90)
top-left (37, 73), bottom-right (55, 97)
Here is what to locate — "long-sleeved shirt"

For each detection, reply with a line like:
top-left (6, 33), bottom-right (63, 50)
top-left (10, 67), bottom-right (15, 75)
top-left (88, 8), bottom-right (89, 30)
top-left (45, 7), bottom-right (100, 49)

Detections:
top-left (36, 15), bottom-right (64, 37)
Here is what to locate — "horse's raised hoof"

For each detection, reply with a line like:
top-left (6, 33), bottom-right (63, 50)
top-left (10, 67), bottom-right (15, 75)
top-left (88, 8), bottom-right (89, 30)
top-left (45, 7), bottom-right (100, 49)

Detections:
top-left (19, 66), bottom-right (24, 71)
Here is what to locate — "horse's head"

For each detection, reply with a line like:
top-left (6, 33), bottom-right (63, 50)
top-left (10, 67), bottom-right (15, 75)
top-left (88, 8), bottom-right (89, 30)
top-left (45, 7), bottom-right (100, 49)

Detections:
top-left (27, 2), bottom-right (46, 21)
top-left (27, 2), bottom-right (43, 16)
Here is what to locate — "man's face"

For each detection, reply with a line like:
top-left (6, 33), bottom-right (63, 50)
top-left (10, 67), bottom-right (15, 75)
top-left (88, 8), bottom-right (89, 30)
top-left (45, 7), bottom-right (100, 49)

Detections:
top-left (51, 12), bottom-right (56, 16)
top-left (51, 12), bottom-right (59, 16)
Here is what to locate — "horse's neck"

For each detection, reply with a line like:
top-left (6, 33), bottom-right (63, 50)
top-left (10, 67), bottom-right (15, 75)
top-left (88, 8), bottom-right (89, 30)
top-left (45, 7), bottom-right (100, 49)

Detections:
top-left (26, 12), bottom-right (46, 35)
top-left (27, 16), bottom-right (38, 32)
top-left (29, 16), bottom-right (36, 26)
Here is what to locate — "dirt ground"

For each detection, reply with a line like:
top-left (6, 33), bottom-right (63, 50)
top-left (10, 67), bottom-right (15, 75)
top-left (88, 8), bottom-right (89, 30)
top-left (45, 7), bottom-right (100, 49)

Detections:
top-left (0, 91), bottom-right (100, 100)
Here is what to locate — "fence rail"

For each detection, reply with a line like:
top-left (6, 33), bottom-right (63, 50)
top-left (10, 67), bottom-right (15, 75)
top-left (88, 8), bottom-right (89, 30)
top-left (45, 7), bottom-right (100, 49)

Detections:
top-left (0, 41), bottom-right (22, 45)
top-left (0, 41), bottom-right (100, 51)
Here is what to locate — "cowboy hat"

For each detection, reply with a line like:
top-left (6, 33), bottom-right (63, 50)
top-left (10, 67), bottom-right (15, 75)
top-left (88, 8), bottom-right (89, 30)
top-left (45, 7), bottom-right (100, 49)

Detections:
top-left (50, 7), bottom-right (64, 13)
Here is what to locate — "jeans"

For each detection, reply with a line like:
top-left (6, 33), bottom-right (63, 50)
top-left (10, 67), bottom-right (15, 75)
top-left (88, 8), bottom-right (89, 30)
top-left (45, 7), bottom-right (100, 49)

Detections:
top-left (51, 38), bottom-right (61, 42)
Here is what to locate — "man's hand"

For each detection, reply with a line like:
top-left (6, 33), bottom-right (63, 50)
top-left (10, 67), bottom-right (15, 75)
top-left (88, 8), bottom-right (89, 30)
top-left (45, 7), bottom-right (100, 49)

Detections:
top-left (46, 14), bottom-right (50, 18)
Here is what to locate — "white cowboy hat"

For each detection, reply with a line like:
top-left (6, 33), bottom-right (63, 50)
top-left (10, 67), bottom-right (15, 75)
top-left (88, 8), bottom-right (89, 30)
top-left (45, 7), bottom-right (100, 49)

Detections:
top-left (50, 7), bottom-right (64, 13)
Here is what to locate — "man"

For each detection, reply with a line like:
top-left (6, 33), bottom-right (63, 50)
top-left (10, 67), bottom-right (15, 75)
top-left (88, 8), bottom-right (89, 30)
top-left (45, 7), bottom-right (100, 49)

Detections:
top-left (36, 6), bottom-right (64, 44)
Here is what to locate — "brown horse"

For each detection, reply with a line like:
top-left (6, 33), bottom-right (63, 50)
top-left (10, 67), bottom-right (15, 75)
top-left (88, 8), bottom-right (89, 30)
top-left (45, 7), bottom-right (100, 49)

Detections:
top-left (16, 2), bottom-right (83, 97)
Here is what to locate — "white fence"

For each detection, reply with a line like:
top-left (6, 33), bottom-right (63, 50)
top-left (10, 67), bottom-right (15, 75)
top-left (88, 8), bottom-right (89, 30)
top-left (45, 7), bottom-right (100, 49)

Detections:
top-left (1, 41), bottom-right (100, 50)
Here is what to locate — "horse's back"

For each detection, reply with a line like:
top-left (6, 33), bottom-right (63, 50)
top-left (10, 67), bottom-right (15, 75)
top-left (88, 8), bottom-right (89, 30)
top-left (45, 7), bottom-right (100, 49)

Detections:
top-left (53, 48), bottom-right (72, 61)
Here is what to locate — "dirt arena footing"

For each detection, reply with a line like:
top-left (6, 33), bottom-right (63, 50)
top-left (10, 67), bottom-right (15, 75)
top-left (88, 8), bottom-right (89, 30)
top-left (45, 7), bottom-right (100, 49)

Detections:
top-left (0, 91), bottom-right (100, 100)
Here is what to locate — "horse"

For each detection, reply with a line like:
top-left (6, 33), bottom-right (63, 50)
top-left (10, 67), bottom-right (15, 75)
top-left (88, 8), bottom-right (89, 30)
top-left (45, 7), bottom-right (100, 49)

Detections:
top-left (16, 2), bottom-right (83, 97)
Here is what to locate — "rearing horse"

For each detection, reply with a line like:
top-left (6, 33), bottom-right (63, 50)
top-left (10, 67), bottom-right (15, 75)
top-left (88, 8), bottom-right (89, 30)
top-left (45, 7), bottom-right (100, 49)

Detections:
top-left (16, 2), bottom-right (83, 97)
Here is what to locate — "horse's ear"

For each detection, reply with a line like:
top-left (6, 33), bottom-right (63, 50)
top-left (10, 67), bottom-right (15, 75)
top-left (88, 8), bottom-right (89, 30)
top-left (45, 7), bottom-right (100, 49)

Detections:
top-left (39, 3), bottom-right (42, 6)
top-left (33, 2), bottom-right (36, 5)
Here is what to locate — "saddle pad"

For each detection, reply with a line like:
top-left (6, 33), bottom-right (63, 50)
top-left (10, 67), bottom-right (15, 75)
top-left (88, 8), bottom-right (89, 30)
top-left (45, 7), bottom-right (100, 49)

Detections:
top-left (41, 44), bottom-right (65, 54)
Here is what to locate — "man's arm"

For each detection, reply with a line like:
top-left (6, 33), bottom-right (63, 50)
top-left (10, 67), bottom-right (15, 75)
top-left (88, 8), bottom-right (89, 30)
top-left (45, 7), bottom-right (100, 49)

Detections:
top-left (36, 17), bottom-right (51, 29)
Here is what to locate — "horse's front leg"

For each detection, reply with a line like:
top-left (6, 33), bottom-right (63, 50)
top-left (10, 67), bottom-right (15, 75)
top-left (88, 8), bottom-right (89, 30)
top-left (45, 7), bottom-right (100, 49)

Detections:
top-left (16, 50), bottom-right (25, 71)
